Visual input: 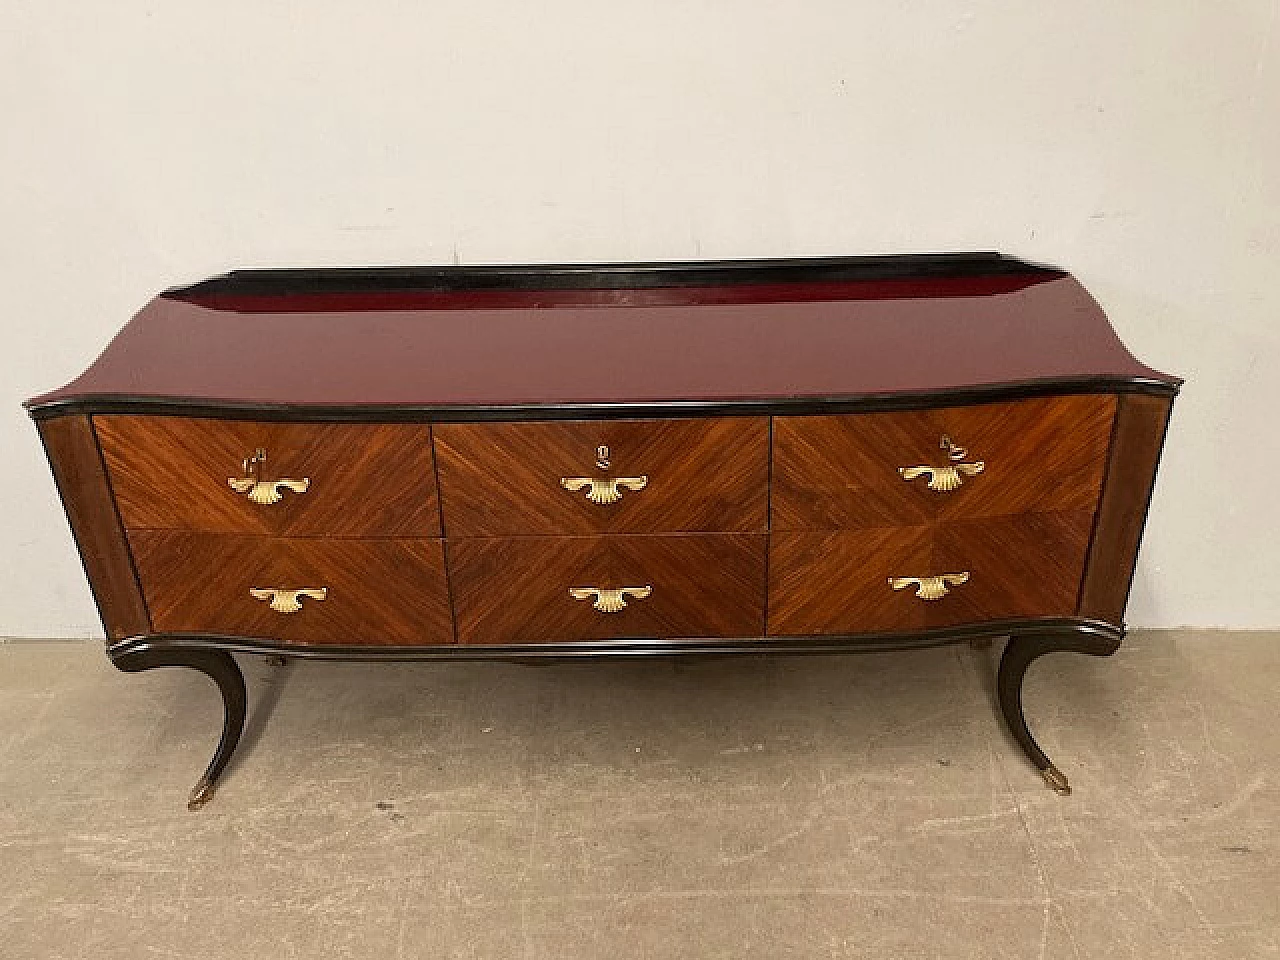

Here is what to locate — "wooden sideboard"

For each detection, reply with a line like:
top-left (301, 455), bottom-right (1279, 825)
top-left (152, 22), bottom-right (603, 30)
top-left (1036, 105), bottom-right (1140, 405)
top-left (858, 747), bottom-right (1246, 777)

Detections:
top-left (26, 254), bottom-right (1180, 809)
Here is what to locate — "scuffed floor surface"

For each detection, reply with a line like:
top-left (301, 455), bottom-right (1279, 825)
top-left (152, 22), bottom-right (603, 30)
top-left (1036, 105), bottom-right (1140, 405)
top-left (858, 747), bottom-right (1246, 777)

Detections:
top-left (1, 630), bottom-right (1277, 959)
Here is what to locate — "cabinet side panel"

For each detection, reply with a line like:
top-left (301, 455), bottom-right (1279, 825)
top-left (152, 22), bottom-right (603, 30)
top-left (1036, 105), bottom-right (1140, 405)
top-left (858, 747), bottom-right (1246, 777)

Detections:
top-left (36, 415), bottom-right (150, 640)
top-left (1077, 393), bottom-right (1174, 625)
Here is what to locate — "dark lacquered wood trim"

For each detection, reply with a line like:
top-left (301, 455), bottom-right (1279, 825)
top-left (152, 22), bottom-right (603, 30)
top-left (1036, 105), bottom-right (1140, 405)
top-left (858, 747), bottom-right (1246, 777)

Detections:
top-left (109, 644), bottom-right (244, 810)
top-left (26, 376), bottom-right (1179, 423)
top-left (998, 629), bottom-right (1123, 788)
top-left (35, 415), bottom-right (150, 640)
top-left (162, 277), bottom-right (1061, 314)
top-left (107, 617), bottom-right (1122, 662)
top-left (164, 252), bottom-right (1060, 300)
top-left (1077, 393), bottom-right (1176, 625)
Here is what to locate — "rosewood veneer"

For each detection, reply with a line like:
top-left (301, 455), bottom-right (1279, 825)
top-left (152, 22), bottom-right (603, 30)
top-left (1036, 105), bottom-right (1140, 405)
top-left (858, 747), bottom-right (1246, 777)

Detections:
top-left (26, 253), bottom-right (1180, 808)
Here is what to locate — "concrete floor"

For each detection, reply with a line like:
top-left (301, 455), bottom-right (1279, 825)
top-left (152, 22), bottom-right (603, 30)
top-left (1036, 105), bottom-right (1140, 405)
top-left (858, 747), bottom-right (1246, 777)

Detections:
top-left (0, 630), bottom-right (1277, 959)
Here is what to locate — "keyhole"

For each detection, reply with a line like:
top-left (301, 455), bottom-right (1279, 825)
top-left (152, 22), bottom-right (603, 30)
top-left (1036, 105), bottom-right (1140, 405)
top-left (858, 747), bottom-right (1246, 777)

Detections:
top-left (940, 436), bottom-right (967, 462)
top-left (596, 445), bottom-right (611, 471)
top-left (243, 448), bottom-right (267, 476)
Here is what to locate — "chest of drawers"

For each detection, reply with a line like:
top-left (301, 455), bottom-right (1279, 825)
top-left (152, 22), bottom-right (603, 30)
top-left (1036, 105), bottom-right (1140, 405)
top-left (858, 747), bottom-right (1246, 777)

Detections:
top-left (27, 254), bottom-right (1180, 809)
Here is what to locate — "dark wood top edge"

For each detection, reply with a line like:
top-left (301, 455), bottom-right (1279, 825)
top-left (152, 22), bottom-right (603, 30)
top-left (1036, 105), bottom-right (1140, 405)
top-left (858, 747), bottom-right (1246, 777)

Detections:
top-left (108, 617), bottom-right (1124, 662)
top-left (165, 252), bottom-right (1061, 300)
top-left (165, 275), bottom-right (1057, 313)
top-left (26, 376), bottom-right (1180, 422)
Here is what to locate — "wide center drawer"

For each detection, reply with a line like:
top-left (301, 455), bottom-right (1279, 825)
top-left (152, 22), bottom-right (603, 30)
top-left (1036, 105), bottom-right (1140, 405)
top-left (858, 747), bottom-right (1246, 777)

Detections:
top-left (129, 533), bottom-right (454, 645)
top-left (433, 418), bottom-right (769, 535)
top-left (95, 417), bottom-right (441, 537)
top-left (447, 534), bottom-right (767, 644)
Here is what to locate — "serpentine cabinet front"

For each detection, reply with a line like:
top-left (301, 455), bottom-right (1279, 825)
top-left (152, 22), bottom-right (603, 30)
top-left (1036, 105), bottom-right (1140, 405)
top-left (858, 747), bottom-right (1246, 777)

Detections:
top-left (86, 395), bottom-right (1123, 646)
top-left (26, 256), bottom-right (1180, 808)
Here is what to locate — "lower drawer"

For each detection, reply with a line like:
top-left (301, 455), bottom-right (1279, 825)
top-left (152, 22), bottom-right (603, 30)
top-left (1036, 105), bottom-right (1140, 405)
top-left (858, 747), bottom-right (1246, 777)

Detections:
top-left (767, 511), bottom-right (1094, 635)
top-left (447, 534), bottom-right (767, 644)
top-left (129, 533), bottom-right (454, 645)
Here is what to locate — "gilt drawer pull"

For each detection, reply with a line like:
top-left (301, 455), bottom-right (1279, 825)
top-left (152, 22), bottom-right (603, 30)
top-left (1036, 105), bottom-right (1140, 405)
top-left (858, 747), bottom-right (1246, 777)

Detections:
top-left (899, 435), bottom-right (984, 492)
top-left (560, 476), bottom-right (648, 505)
top-left (249, 587), bottom-right (328, 614)
top-left (888, 572), bottom-right (970, 600)
top-left (568, 585), bottom-right (652, 613)
top-left (228, 448), bottom-right (310, 505)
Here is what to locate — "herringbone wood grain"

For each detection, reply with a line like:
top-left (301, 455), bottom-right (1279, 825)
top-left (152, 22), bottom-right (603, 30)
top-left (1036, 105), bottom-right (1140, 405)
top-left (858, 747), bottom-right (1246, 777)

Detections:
top-left (768, 509), bottom-right (1096, 635)
top-left (434, 418), bottom-right (769, 535)
top-left (131, 533), bottom-right (453, 645)
top-left (448, 534), bottom-right (767, 644)
top-left (768, 527), bottom-right (934, 635)
top-left (96, 417), bottom-right (441, 537)
top-left (771, 396), bottom-right (1115, 530)
top-left (102, 396), bottom-right (1122, 645)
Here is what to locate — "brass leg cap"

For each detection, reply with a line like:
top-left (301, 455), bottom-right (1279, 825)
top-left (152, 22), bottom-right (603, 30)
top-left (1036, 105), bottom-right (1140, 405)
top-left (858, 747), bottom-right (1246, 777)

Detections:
top-left (1042, 766), bottom-right (1072, 796)
top-left (188, 778), bottom-right (216, 811)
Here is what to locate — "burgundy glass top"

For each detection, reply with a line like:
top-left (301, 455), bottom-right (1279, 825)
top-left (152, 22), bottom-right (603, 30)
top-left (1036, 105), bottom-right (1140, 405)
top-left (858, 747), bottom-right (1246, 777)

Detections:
top-left (28, 262), bottom-right (1178, 412)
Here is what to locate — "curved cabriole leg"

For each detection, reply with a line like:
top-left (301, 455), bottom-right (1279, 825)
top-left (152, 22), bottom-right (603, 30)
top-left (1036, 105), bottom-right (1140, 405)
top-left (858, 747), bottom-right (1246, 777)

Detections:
top-left (109, 644), bottom-right (247, 811)
top-left (997, 630), bottom-right (1121, 796)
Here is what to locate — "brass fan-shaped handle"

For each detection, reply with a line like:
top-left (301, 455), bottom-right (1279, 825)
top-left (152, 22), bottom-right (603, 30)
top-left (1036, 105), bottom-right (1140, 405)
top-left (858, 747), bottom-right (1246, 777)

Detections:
top-left (560, 476), bottom-right (648, 505)
top-left (898, 463), bottom-right (984, 492)
top-left (249, 587), bottom-right (328, 614)
top-left (568, 585), bottom-right (652, 613)
top-left (228, 448), bottom-right (310, 505)
top-left (229, 477), bottom-right (311, 505)
top-left (899, 435), bottom-right (984, 492)
top-left (888, 573), bottom-right (969, 601)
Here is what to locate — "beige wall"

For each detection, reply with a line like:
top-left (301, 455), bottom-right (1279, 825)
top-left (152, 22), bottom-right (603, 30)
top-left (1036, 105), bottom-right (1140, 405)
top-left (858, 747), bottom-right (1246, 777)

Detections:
top-left (2, 2), bottom-right (1277, 635)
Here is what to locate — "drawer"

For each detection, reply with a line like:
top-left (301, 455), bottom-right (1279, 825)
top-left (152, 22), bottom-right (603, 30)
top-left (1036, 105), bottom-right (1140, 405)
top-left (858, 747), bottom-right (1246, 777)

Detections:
top-left (96, 417), bottom-right (441, 537)
top-left (447, 534), bottom-right (767, 644)
top-left (768, 510), bottom-right (1094, 635)
top-left (433, 418), bottom-right (769, 535)
top-left (129, 533), bottom-right (454, 645)
top-left (771, 395), bottom-right (1115, 530)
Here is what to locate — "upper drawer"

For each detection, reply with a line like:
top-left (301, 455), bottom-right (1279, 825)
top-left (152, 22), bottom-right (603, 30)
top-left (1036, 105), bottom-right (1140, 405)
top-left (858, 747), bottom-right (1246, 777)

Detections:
top-left (771, 395), bottom-right (1116, 530)
top-left (433, 418), bottom-right (770, 535)
top-left (95, 416), bottom-right (441, 536)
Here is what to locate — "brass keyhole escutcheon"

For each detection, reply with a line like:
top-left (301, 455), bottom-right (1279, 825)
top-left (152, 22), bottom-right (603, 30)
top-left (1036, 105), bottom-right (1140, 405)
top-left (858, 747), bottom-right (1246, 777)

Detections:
top-left (940, 435), bottom-right (967, 461)
top-left (562, 443), bottom-right (647, 505)
top-left (899, 435), bottom-right (984, 493)
top-left (228, 447), bottom-right (310, 505)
